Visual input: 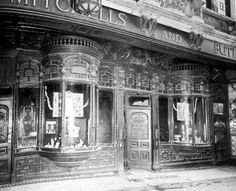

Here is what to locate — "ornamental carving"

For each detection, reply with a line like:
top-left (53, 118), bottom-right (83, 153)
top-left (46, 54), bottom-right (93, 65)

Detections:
top-left (189, 32), bottom-right (204, 50)
top-left (158, 0), bottom-right (203, 17)
top-left (139, 16), bottom-right (158, 36)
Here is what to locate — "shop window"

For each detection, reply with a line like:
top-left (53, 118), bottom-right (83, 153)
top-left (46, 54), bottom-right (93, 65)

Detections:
top-left (193, 97), bottom-right (209, 144)
top-left (99, 90), bottom-right (113, 143)
top-left (44, 83), bottom-right (61, 148)
top-left (18, 88), bottom-right (38, 148)
top-left (159, 97), bottom-right (169, 142)
top-left (173, 97), bottom-right (192, 144)
top-left (173, 97), bottom-right (209, 144)
top-left (43, 83), bottom-right (90, 149)
top-left (205, 0), bottom-right (231, 16)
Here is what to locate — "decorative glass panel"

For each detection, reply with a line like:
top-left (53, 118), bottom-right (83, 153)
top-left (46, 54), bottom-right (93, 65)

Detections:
top-left (0, 105), bottom-right (8, 143)
top-left (18, 88), bottom-right (38, 148)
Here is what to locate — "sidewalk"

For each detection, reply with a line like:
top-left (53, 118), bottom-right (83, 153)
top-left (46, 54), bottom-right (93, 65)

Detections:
top-left (1, 165), bottom-right (236, 191)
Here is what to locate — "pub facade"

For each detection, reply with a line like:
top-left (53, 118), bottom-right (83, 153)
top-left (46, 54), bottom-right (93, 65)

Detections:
top-left (0, 0), bottom-right (236, 185)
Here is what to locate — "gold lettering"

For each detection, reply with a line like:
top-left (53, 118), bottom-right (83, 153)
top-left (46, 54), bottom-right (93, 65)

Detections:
top-left (56, 0), bottom-right (69, 12)
top-left (99, 8), bottom-right (109, 22)
top-left (176, 34), bottom-right (182, 44)
top-left (109, 10), bottom-right (117, 25)
top-left (215, 43), bottom-right (220, 54)
top-left (10, 0), bottom-right (38, 6)
top-left (162, 30), bottom-right (169, 40)
top-left (118, 13), bottom-right (126, 27)
top-left (169, 32), bottom-right (175, 42)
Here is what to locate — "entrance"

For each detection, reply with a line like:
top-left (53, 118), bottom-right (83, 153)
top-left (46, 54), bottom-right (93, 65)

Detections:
top-left (0, 99), bottom-right (12, 184)
top-left (125, 95), bottom-right (152, 169)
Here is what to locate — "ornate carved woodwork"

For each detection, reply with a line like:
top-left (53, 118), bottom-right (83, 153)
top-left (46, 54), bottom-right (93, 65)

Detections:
top-left (159, 144), bottom-right (213, 163)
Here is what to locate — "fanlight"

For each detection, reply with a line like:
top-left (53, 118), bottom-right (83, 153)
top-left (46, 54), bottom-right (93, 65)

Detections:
top-left (72, 0), bottom-right (102, 15)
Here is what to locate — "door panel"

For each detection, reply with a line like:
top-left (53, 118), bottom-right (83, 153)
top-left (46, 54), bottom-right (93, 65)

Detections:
top-left (0, 100), bottom-right (12, 184)
top-left (126, 109), bottom-right (152, 169)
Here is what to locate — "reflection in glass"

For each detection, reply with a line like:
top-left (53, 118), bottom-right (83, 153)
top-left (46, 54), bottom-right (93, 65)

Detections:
top-left (99, 90), bottom-right (113, 143)
top-left (173, 97), bottom-right (192, 144)
top-left (65, 84), bottom-right (90, 148)
top-left (194, 97), bottom-right (209, 144)
top-left (44, 83), bottom-right (61, 148)
top-left (159, 97), bottom-right (169, 142)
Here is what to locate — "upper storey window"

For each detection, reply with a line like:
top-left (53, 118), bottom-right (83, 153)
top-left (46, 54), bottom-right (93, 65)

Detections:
top-left (205, 0), bottom-right (231, 17)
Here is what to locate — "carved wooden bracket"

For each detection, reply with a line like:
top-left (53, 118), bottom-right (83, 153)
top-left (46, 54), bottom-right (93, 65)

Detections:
top-left (189, 32), bottom-right (204, 50)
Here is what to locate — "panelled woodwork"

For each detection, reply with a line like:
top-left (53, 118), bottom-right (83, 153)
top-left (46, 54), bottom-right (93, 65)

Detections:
top-left (159, 144), bottom-right (213, 163)
top-left (12, 147), bottom-right (116, 182)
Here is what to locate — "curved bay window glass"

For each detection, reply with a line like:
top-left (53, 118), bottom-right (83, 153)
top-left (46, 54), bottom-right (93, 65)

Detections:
top-left (43, 83), bottom-right (62, 148)
top-left (65, 84), bottom-right (90, 148)
top-left (173, 97), bottom-right (192, 144)
top-left (193, 97), bottom-right (209, 144)
top-left (173, 97), bottom-right (209, 144)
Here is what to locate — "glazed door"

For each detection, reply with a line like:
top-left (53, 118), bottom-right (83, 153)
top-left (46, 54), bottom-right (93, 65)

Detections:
top-left (126, 109), bottom-right (152, 169)
top-left (0, 99), bottom-right (12, 184)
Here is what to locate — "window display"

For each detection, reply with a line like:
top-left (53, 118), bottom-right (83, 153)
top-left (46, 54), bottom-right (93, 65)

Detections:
top-left (44, 83), bottom-right (61, 148)
top-left (43, 83), bottom-right (90, 149)
top-left (173, 97), bottom-right (192, 143)
top-left (173, 97), bottom-right (209, 144)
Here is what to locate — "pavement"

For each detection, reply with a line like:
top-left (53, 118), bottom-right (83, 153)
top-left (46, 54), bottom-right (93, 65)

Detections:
top-left (1, 165), bottom-right (236, 191)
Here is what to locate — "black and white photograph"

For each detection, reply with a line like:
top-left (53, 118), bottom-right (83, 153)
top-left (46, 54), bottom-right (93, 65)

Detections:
top-left (0, 0), bottom-right (236, 190)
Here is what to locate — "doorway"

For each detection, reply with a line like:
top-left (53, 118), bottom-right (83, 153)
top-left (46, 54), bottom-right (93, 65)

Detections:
top-left (125, 95), bottom-right (152, 169)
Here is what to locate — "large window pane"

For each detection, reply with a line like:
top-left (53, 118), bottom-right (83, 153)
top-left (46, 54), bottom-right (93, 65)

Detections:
top-left (99, 90), bottom-right (113, 143)
top-left (65, 84), bottom-right (90, 148)
top-left (173, 97), bottom-right (192, 144)
top-left (194, 97), bottom-right (209, 144)
top-left (44, 83), bottom-right (61, 148)
top-left (159, 97), bottom-right (169, 142)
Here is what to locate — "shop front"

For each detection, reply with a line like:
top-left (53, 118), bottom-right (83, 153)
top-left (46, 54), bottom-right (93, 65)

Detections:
top-left (0, 0), bottom-right (236, 185)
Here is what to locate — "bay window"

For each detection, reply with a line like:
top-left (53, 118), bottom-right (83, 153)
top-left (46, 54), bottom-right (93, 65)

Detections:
top-left (173, 96), bottom-right (209, 144)
top-left (43, 82), bottom-right (92, 149)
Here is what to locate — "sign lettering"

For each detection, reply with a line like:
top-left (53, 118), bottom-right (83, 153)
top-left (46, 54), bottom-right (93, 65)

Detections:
top-left (215, 42), bottom-right (236, 59)
top-left (10, 0), bottom-right (127, 27)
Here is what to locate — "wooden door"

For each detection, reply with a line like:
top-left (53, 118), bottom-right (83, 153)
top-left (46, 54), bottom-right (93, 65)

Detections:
top-left (126, 109), bottom-right (152, 169)
top-left (0, 99), bottom-right (12, 184)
